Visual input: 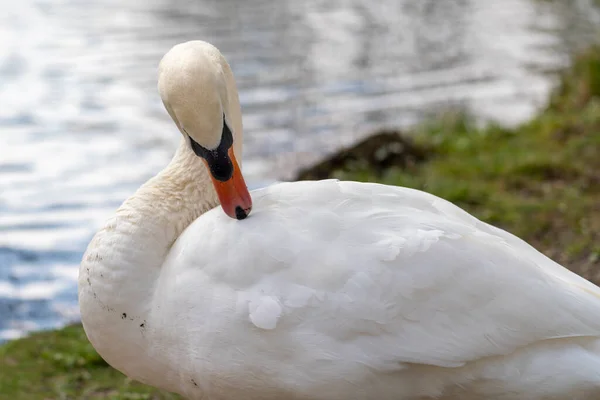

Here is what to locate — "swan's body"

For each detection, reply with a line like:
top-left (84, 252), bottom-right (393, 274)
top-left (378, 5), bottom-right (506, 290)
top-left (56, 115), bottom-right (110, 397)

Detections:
top-left (79, 41), bottom-right (600, 399)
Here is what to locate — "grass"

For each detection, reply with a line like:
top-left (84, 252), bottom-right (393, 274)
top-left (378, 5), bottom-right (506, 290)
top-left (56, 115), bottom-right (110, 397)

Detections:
top-left (0, 325), bottom-right (180, 400)
top-left (1, 45), bottom-right (599, 399)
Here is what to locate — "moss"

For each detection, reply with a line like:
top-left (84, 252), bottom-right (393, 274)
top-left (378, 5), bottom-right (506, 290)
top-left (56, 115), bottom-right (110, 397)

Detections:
top-left (1, 46), bottom-right (600, 400)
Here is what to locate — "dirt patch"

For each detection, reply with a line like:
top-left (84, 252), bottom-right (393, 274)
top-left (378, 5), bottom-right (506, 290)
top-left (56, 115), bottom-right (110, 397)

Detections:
top-left (295, 130), bottom-right (430, 181)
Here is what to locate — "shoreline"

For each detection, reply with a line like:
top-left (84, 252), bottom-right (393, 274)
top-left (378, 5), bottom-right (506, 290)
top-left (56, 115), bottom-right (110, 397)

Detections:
top-left (1, 45), bottom-right (599, 399)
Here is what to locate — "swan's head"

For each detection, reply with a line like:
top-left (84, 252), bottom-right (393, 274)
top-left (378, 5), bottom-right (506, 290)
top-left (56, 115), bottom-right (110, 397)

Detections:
top-left (158, 40), bottom-right (252, 220)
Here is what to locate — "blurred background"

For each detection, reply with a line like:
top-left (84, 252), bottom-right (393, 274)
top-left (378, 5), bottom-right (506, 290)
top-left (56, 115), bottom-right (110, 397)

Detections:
top-left (1, 0), bottom-right (600, 342)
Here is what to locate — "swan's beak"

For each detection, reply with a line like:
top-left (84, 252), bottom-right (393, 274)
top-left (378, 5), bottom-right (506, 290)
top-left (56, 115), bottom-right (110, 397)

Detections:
top-left (208, 148), bottom-right (252, 220)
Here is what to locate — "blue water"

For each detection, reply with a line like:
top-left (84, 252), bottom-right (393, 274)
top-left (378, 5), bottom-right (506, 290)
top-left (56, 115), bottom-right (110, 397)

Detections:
top-left (1, 0), bottom-right (599, 341)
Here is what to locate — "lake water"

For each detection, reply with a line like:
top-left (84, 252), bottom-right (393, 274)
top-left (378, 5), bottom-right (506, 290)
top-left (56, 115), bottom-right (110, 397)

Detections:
top-left (1, 0), bottom-right (599, 341)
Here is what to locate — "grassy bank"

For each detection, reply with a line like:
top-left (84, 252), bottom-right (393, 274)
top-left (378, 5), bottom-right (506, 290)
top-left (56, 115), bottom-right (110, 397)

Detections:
top-left (0, 325), bottom-right (179, 400)
top-left (1, 46), bottom-right (599, 399)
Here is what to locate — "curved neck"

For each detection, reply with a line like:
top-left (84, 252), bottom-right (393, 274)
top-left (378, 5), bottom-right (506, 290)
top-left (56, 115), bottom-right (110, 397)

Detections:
top-left (120, 137), bottom-right (218, 249)
top-left (83, 137), bottom-right (218, 315)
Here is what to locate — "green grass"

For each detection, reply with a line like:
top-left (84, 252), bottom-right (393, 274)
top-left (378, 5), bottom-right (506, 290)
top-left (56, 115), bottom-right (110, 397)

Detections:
top-left (1, 45), bottom-right (600, 400)
top-left (0, 325), bottom-right (180, 400)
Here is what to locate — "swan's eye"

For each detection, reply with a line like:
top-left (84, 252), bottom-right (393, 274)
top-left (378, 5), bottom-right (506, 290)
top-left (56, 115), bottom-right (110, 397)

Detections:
top-left (189, 115), bottom-right (235, 182)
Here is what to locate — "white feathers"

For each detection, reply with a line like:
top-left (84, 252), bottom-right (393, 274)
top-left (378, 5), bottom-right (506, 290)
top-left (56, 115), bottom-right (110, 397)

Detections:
top-left (82, 177), bottom-right (600, 399)
top-left (248, 296), bottom-right (282, 330)
top-left (158, 180), bottom-right (600, 395)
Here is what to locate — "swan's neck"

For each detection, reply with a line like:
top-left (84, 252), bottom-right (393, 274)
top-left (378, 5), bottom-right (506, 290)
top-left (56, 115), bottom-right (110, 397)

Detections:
top-left (79, 138), bottom-right (217, 379)
top-left (112, 136), bottom-right (217, 268)
top-left (118, 137), bottom-right (218, 251)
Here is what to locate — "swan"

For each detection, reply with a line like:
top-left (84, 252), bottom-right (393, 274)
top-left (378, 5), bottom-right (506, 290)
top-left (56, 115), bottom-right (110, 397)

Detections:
top-left (79, 40), bottom-right (600, 400)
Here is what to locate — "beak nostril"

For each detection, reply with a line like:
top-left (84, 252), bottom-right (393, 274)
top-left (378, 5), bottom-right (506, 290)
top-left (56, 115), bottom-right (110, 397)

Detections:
top-left (235, 206), bottom-right (248, 220)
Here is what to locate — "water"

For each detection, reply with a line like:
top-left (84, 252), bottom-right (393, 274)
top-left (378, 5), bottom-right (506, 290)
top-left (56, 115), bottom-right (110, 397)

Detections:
top-left (1, 0), bottom-right (599, 341)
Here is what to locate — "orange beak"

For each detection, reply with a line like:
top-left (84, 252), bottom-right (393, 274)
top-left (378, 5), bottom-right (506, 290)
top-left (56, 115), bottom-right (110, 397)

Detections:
top-left (205, 148), bottom-right (252, 220)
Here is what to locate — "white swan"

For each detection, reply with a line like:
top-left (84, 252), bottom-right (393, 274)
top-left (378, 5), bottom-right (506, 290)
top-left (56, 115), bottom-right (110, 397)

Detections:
top-left (79, 40), bottom-right (600, 400)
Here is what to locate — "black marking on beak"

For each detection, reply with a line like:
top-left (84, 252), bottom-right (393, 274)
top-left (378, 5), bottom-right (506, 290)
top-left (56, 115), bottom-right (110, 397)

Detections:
top-left (188, 115), bottom-right (235, 182)
top-left (235, 206), bottom-right (249, 220)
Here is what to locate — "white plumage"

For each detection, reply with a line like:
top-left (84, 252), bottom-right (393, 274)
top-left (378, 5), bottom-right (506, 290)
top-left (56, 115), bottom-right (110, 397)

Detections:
top-left (79, 40), bottom-right (600, 400)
